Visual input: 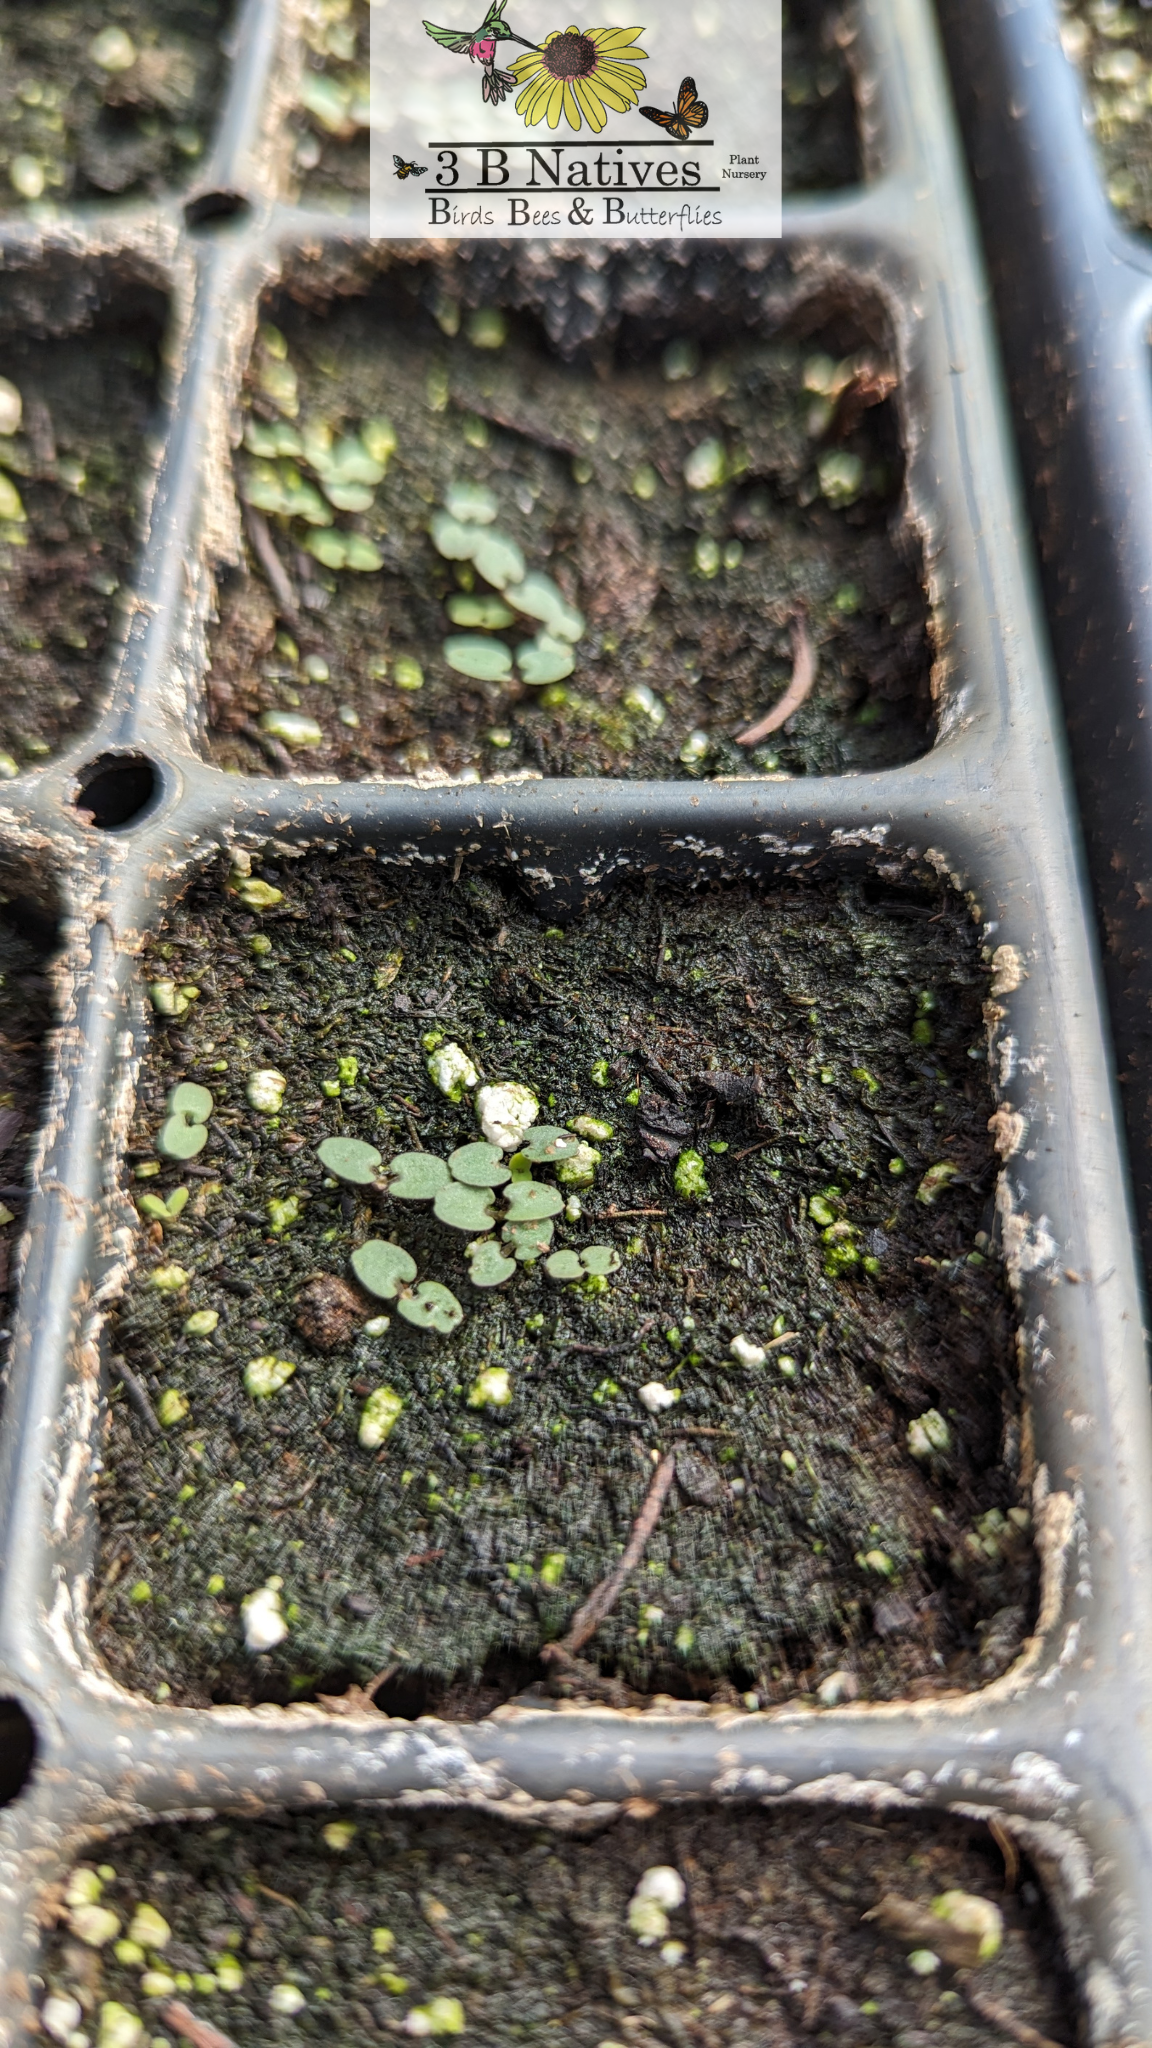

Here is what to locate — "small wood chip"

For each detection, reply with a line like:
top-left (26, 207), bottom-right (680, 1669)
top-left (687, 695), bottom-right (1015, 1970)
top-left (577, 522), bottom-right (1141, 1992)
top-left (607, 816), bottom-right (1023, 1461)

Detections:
top-left (162, 2002), bottom-right (242, 2048)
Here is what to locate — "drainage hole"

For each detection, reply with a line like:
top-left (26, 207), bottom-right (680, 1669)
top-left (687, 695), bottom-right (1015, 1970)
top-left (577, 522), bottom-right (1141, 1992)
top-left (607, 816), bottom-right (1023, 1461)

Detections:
top-left (75, 753), bottom-right (162, 831)
top-left (183, 190), bottom-right (252, 231)
top-left (0, 1699), bottom-right (36, 1805)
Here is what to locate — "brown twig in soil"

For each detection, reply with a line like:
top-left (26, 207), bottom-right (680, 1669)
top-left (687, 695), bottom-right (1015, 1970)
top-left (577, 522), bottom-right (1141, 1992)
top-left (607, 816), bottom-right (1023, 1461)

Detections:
top-left (731, 1138), bottom-right (776, 1161)
top-left (989, 1814), bottom-right (1020, 1891)
top-left (590, 1206), bottom-right (667, 1219)
top-left (318, 1665), bottom-right (398, 1716)
top-left (254, 1015), bottom-right (287, 1048)
top-left (114, 1360), bottom-right (160, 1436)
top-left (162, 2002), bottom-right (242, 2048)
top-left (556, 1319), bottom-right (655, 1355)
top-left (736, 611), bottom-right (817, 745)
top-left (959, 1983), bottom-right (1065, 2048)
top-left (244, 504), bottom-right (300, 622)
top-left (544, 1449), bottom-right (677, 1659)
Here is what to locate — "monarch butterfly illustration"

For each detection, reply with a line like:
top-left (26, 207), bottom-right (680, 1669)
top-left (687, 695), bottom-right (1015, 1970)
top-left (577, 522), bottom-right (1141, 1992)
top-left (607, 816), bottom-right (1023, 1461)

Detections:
top-left (393, 154), bottom-right (430, 179)
top-left (639, 76), bottom-right (708, 140)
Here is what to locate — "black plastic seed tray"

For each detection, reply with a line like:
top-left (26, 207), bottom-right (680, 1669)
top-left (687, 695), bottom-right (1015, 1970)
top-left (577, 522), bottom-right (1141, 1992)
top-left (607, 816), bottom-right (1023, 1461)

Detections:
top-left (935, 0), bottom-right (1152, 1318)
top-left (0, 0), bottom-right (1147, 2038)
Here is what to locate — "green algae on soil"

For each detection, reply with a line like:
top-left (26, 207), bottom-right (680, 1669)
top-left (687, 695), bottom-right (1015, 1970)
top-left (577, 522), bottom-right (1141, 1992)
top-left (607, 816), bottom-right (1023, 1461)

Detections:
top-left (40, 1806), bottom-right (1075, 2047)
top-left (289, 0), bottom-right (861, 211)
top-left (207, 267), bottom-right (930, 785)
top-left (95, 853), bottom-right (1030, 1713)
top-left (1058, 0), bottom-right (1152, 232)
top-left (0, 287), bottom-right (166, 769)
top-left (0, 1), bottom-right (235, 213)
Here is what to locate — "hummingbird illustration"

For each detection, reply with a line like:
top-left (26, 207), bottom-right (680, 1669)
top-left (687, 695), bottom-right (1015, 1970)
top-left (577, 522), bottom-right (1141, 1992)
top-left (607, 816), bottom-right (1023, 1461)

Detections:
top-left (423, 0), bottom-right (537, 105)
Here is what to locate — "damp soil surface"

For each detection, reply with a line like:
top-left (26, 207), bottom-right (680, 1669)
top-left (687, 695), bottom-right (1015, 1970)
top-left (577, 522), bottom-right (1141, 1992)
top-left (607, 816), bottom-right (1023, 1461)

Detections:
top-left (0, 1), bottom-right (235, 214)
top-left (0, 292), bottom-right (165, 769)
top-left (40, 1806), bottom-right (1075, 2047)
top-left (0, 896), bottom-right (53, 1374)
top-left (207, 268), bottom-right (930, 785)
top-left (1059, 1), bottom-right (1152, 232)
top-left (291, 0), bottom-right (860, 211)
top-left (95, 853), bottom-right (1029, 1712)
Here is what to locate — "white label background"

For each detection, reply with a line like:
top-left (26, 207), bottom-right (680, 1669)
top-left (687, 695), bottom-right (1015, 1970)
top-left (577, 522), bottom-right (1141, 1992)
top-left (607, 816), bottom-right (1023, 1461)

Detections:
top-left (370, 0), bottom-right (781, 240)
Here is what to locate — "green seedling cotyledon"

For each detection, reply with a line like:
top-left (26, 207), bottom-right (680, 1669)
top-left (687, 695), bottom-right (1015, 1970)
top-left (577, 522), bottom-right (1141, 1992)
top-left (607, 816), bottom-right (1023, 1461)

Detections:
top-left (155, 1082), bottom-right (213, 1162)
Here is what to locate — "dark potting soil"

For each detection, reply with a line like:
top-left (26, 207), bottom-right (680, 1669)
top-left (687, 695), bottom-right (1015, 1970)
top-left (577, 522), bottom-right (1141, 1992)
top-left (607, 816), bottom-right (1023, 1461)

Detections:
top-left (205, 266), bottom-right (930, 786)
top-left (39, 1806), bottom-right (1076, 2047)
top-left (0, 1), bottom-right (235, 213)
top-left (94, 853), bottom-right (1030, 1714)
top-left (290, 0), bottom-right (861, 212)
top-left (0, 896), bottom-right (53, 1373)
top-left (0, 290), bottom-right (166, 770)
top-left (1058, 1), bottom-right (1152, 233)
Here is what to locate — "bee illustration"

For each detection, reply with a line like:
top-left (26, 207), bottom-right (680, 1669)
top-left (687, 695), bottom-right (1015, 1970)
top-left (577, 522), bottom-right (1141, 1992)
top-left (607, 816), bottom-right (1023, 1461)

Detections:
top-left (393, 154), bottom-right (430, 180)
top-left (639, 76), bottom-right (708, 141)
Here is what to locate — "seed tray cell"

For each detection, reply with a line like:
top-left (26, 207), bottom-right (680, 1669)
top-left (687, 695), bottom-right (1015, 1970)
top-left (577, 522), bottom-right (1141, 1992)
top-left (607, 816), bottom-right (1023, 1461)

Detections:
top-left (0, 0), bottom-right (1148, 2040)
top-left (40, 1805), bottom-right (1074, 2045)
top-left (935, 0), bottom-right (1152, 1309)
top-left (0, 1), bottom-right (238, 215)
top-left (210, 264), bottom-right (932, 784)
top-left (99, 856), bottom-right (1027, 1714)
top-left (0, 257), bottom-right (169, 776)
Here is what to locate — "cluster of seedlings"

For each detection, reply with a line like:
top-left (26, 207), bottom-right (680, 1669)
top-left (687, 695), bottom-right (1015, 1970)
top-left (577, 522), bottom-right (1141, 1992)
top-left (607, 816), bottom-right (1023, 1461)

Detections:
top-left (36, 1807), bottom-right (1075, 2048)
top-left (95, 853), bottom-right (1032, 1716)
top-left (208, 270), bottom-right (932, 784)
top-left (0, 1), bottom-right (233, 212)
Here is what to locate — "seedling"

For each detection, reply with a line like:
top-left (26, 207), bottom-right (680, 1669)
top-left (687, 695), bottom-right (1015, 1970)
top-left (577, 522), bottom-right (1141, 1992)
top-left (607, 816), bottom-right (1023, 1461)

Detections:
top-left (137, 1186), bottom-right (189, 1226)
top-left (544, 1244), bottom-right (621, 1282)
top-left (350, 1238), bottom-right (463, 1334)
top-left (316, 1135), bottom-right (385, 1186)
top-left (156, 1081), bottom-right (213, 1161)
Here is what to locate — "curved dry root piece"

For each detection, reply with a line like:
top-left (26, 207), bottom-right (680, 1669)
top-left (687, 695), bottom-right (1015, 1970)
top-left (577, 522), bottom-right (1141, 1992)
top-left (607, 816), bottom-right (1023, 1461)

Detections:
top-left (736, 611), bottom-right (817, 746)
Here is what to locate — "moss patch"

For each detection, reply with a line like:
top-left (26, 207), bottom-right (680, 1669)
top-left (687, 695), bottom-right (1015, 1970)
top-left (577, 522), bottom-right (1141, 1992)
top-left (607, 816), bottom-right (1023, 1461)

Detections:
top-left (1058, 1), bottom-right (1152, 230)
top-left (0, 1), bottom-right (234, 212)
top-left (40, 1806), bottom-right (1074, 2047)
top-left (0, 285), bottom-right (165, 768)
top-left (207, 263), bottom-right (930, 784)
top-left (97, 854), bottom-right (1029, 1712)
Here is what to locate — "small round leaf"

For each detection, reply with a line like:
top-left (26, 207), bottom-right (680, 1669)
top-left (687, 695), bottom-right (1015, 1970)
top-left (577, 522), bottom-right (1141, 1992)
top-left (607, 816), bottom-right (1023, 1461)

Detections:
top-left (167, 1082), bottom-right (213, 1123)
top-left (467, 1241), bottom-right (517, 1288)
top-left (317, 1136), bottom-right (383, 1186)
top-left (502, 1217), bottom-right (554, 1261)
top-left (156, 1115), bottom-right (209, 1162)
top-left (580, 1244), bottom-right (622, 1276)
top-left (544, 1249), bottom-right (583, 1282)
top-left (503, 1179), bottom-right (564, 1223)
top-left (387, 1152), bottom-right (452, 1200)
top-left (433, 1183), bottom-right (497, 1232)
top-left (516, 635), bottom-right (575, 687)
top-left (472, 529), bottom-right (525, 589)
top-left (397, 1281), bottom-right (464, 1334)
top-left (449, 1141), bottom-right (511, 1188)
top-left (350, 1239), bottom-right (419, 1300)
top-left (517, 1126), bottom-right (581, 1163)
